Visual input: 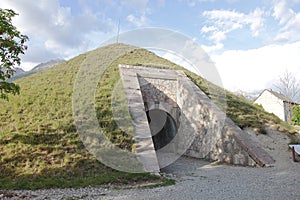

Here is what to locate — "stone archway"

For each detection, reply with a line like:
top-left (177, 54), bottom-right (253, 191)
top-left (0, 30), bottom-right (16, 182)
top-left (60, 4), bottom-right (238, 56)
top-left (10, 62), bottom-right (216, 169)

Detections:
top-left (146, 109), bottom-right (178, 150)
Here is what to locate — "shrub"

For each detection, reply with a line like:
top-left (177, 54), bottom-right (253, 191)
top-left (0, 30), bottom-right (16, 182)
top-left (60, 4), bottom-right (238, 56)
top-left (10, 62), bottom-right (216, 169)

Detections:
top-left (292, 106), bottom-right (300, 125)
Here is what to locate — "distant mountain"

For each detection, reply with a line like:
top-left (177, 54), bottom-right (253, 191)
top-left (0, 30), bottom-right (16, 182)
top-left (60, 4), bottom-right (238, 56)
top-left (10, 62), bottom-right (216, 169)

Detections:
top-left (31, 59), bottom-right (65, 72)
top-left (14, 67), bottom-right (25, 76)
top-left (233, 89), bottom-right (262, 102)
top-left (1, 67), bottom-right (24, 79)
top-left (9, 59), bottom-right (65, 81)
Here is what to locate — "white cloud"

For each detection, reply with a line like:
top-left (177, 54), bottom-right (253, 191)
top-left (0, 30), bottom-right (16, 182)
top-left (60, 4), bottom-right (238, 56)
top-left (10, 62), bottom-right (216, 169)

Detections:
top-left (208, 30), bottom-right (226, 43)
top-left (201, 8), bottom-right (265, 52)
top-left (272, 0), bottom-right (300, 42)
top-left (248, 8), bottom-right (265, 36)
top-left (152, 41), bottom-right (300, 92)
top-left (178, 0), bottom-right (216, 7)
top-left (179, 0), bottom-right (197, 7)
top-left (201, 26), bottom-right (217, 33)
top-left (126, 14), bottom-right (148, 27)
top-left (121, 0), bottom-right (149, 11)
top-left (0, 0), bottom-right (114, 67)
top-left (211, 42), bottom-right (300, 92)
top-left (201, 43), bottom-right (224, 53)
top-left (157, 50), bottom-right (199, 74)
top-left (272, 0), bottom-right (294, 24)
top-left (20, 62), bottom-right (40, 71)
top-left (179, 0), bottom-right (243, 6)
top-left (123, 0), bottom-right (152, 27)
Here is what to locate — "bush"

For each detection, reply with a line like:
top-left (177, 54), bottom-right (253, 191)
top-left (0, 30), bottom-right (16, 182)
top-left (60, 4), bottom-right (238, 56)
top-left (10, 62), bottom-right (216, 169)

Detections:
top-left (292, 106), bottom-right (300, 125)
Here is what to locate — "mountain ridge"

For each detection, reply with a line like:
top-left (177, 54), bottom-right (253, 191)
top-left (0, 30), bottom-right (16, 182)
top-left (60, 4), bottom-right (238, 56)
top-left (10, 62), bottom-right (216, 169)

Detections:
top-left (9, 59), bottom-right (65, 82)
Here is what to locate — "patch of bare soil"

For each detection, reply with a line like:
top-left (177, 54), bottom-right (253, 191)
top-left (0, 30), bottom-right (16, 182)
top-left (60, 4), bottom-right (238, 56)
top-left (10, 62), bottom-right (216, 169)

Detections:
top-left (244, 127), bottom-right (299, 169)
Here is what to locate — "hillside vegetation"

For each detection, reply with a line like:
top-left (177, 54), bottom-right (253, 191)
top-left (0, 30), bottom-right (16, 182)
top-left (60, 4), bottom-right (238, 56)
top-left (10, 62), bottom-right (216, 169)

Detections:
top-left (0, 43), bottom-right (293, 189)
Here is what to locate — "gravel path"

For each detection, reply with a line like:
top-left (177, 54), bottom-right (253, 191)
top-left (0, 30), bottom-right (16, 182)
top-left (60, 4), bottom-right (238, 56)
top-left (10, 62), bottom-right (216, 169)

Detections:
top-left (2, 129), bottom-right (300, 200)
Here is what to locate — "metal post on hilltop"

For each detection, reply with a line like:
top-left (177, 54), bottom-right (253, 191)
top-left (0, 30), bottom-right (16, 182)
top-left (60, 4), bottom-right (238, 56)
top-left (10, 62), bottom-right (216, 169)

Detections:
top-left (117, 19), bottom-right (120, 43)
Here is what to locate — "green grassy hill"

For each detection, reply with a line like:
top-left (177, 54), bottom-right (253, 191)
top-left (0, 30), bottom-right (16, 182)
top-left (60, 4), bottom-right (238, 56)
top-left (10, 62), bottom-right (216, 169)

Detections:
top-left (0, 43), bottom-right (293, 189)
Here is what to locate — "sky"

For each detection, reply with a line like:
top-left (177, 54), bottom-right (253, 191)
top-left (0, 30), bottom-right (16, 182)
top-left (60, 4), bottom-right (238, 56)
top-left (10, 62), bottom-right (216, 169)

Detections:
top-left (0, 0), bottom-right (300, 92)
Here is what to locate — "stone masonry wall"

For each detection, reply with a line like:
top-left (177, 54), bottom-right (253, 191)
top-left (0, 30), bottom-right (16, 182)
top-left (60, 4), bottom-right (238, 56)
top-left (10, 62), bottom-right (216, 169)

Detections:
top-left (138, 76), bottom-right (180, 127)
top-left (177, 74), bottom-right (273, 166)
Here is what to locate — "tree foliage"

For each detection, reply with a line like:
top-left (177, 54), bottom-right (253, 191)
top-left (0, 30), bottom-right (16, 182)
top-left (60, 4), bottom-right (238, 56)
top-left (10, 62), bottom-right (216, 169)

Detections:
top-left (292, 106), bottom-right (300, 125)
top-left (0, 8), bottom-right (28, 100)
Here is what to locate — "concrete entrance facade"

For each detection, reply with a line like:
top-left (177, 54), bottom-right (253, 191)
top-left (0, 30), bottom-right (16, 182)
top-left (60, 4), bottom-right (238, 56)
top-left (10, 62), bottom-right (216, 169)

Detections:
top-left (119, 65), bottom-right (274, 173)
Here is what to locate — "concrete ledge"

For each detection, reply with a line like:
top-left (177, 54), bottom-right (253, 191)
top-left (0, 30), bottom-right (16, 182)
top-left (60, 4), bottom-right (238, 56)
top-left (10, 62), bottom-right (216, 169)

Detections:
top-left (225, 118), bottom-right (275, 167)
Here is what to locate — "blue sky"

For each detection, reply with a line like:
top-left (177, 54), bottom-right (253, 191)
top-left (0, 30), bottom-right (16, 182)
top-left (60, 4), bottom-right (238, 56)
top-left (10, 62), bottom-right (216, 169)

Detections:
top-left (0, 0), bottom-right (300, 92)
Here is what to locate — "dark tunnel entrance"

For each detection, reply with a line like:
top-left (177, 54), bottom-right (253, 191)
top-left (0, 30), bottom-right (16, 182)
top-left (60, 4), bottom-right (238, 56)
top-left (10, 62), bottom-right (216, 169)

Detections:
top-left (146, 109), bottom-right (178, 150)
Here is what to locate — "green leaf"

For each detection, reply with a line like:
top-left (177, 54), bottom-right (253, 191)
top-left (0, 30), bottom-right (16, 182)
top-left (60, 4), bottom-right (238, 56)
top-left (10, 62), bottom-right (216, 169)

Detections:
top-left (0, 8), bottom-right (28, 100)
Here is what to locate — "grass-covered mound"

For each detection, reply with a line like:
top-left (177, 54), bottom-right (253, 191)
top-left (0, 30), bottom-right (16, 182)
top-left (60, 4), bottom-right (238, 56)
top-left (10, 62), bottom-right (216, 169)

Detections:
top-left (0, 43), bottom-right (293, 189)
top-left (97, 46), bottom-right (292, 139)
top-left (0, 45), bottom-right (171, 190)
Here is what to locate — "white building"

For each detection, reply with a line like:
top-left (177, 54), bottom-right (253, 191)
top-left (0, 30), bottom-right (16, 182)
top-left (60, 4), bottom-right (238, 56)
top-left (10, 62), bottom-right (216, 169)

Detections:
top-left (254, 89), bottom-right (299, 122)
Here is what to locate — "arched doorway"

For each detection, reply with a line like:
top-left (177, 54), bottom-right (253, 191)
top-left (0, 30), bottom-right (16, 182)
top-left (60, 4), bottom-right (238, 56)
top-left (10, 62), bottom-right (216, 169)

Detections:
top-left (146, 109), bottom-right (178, 150)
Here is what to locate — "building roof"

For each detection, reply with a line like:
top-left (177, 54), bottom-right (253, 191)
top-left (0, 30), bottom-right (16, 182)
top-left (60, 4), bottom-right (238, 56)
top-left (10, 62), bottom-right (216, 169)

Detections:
top-left (255, 89), bottom-right (299, 105)
top-left (268, 89), bottom-right (294, 102)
